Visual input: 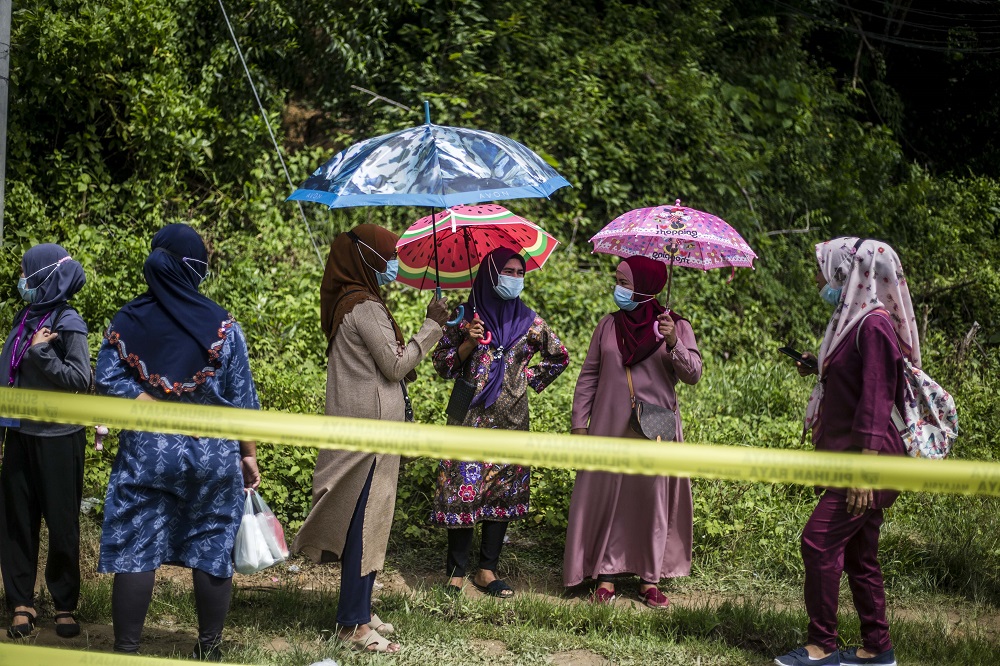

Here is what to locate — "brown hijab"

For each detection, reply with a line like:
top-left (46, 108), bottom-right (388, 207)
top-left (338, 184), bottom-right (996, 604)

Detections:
top-left (321, 224), bottom-right (412, 378)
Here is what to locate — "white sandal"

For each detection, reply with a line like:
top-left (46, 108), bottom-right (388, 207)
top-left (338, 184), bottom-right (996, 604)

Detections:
top-left (346, 628), bottom-right (399, 653)
top-left (369, 613), bottom-right (395, 636)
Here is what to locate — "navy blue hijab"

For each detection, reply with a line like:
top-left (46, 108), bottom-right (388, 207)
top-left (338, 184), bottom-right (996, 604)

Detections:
top-left (106, 224), bottom-right (231, 395)
top-left (0, 244), bottom-right (87, 386)
top-left (462, 247), bottom-right (536, 409)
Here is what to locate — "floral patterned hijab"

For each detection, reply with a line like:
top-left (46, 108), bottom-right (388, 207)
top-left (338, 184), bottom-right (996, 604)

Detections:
top-left (804, 237), bottom-right (920, 431)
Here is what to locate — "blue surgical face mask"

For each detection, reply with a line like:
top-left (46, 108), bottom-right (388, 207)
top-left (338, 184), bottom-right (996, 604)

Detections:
top-left (614, 284), bottom-right (655, 311)
top-left (614, 285), bottom-right (638, 311)
top-left (17, 258), bottom-right (65, 304)
top-left (356, 239), bottom-right (398, 286)
top-left (820, 283), bottom-right (843, 307)
top-left (17, 278), bottom-right (37, 304)
top-left (377, 258), bottom-right (399, 287)
top-left (494, 274), bottom-right (524, 300)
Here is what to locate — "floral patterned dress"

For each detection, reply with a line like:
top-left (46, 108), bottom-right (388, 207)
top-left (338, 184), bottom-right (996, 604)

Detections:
top-left (430, 314), bottom-right (569, 526)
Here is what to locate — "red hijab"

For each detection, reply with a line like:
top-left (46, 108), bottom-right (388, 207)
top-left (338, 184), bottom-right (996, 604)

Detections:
top-left (612, 256), bottom-right (677, 366)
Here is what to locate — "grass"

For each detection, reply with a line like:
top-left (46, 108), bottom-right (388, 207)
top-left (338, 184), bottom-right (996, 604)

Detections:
top-left (53, 576), bottom-right (1000, 665)
top-left (7, 484), bottom-right (1000, 665)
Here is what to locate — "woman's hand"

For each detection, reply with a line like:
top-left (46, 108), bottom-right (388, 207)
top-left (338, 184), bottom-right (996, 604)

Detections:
top-left (31, 327), bottom-right (58, 346)
top-left (571, 428), bottom-right (588, 436)
top-left (467, 315), bottom-right (485, 343)
top-left (240, 440), bottom-right (260, 489)
top-left (797, 352), bottom-right (819, 377)
top-left (845, 487), bottom-right (874, 515)
top-left (846, 448), bottom-right (879, 515)
top-left (241, 456), bottom-right (261, 489)
top-left (657, 314), bottom-right (677, 348)
top-left (135, 392), bottom-right (156, 401)
top-left (426, 296), bottom-right (451, 325)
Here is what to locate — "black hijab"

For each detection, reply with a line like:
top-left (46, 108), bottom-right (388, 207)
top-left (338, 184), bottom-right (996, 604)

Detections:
top-left (0, 244), bottom-right (87, 386)
top-left (106, 224), bottom-right (231, 395)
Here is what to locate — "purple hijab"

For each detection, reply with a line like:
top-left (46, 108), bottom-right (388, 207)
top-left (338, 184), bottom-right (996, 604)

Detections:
top-left (463, 247), bottom-right (536, 409)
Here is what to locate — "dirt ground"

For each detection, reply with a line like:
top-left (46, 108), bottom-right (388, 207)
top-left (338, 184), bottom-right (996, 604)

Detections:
top-left (2, 524), bottom-right (998, 662)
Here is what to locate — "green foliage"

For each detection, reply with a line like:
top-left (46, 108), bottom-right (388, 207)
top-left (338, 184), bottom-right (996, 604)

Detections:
top-left (1, 0), bottom-right (999, 600)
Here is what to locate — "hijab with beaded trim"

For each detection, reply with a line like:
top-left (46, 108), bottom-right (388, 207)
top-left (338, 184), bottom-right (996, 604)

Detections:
top-left (106, 224), bottom-right (231, 396)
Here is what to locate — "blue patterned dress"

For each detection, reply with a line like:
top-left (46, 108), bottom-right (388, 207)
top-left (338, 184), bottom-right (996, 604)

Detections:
top-left (96, 322), bottom-right (260, 578)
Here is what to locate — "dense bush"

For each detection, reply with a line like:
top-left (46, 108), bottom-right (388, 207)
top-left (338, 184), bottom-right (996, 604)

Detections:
top-left (1, 0), bottom-right (998, 593)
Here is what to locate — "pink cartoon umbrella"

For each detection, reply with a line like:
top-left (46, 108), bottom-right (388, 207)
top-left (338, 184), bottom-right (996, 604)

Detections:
top-left (590, 200), bottom-right (757, 334)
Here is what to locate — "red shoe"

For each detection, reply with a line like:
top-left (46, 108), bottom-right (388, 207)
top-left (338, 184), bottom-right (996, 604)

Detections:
top-left (638, 586), bottom-right (670, 608)
top-left (589, 587), bottom-right (616, 604)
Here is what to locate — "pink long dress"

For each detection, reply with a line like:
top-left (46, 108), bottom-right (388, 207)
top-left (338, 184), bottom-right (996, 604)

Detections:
top-left (563, 313), bottom-right (702, 587)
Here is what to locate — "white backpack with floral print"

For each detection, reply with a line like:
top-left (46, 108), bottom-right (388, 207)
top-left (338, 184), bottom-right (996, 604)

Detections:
top-left (858, 311), bottom-right (958, 459)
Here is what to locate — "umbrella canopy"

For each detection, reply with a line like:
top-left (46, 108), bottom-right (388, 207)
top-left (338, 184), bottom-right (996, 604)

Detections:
top-left (288, 122), bottom-right (570, 209)
top-left (590, 200), bottom-right (757, 308)
top-left (396, 204), bottom-right (559, 290)
top-left (589, 200), bottom-right (757, 270)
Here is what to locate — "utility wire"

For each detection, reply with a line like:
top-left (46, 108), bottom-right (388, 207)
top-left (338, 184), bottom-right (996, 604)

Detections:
top-left (216, 0), bottom-right (324, 266)
top-left (775, 1), bottom-right (1000, 52)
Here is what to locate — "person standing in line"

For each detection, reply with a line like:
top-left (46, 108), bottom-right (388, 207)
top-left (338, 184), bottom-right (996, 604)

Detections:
top-left (774, 237), bottom-right (912, 666)
top-left (0, 244), bottom-right (90, 639)
top-left (97, 224), bottom-right (261, 659)
top-left (293, 224), bottom-right (450, 654)
top-left (562, 255), bottom-right (701, 608)
top-left (431, 247), bottom-right (570, 598)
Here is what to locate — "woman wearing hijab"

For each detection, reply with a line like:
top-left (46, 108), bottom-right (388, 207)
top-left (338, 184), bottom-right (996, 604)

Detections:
top-left (0, 244), bottom-right (89, 639)
top-left (562, 256), bottom-right (702, 608)
top-left (774, 238), bottom-right (912, 666)
top-left (431, 247), bottom-right (570, 598)
top-left (293, 224), bottom-right (449, 654)
top-left (96, 224), bottom-right (261, 658)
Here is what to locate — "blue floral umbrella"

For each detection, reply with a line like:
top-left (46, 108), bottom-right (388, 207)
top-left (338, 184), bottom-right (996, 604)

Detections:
top-left (288, 103), bottom-right (570, 209)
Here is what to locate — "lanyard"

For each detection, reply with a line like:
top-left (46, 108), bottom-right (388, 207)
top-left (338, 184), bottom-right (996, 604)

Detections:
top-left (8, 311), bottom-right (52, 387)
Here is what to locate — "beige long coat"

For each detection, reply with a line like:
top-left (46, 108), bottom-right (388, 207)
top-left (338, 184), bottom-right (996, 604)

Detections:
top-left (293, 299), bottom-right (442, 574)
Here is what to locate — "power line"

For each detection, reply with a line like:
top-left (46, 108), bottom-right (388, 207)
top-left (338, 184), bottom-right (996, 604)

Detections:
top-left (775, 1), bottom-right (1000, 53)
top-left (216, 0), bottom-right (324, 266)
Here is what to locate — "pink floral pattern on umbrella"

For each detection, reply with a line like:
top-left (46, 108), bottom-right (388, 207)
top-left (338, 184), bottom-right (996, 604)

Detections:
top-left (589, 200), bottom-right (757, 270)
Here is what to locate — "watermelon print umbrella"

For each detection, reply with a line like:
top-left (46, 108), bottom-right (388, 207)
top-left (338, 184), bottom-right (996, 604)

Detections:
top-left (396, 204), bottom-right (559, 291)
top-left (590, 200), bottom-right (757, 305)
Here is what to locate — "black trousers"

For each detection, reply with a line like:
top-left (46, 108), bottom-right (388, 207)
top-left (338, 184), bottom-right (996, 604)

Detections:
top-left (112, 568), bottom-right (232, 654)
top-left (446, 521), bottom-right (509, 578)
top-left (336, 461), bottom-right (377, 627)
top-left (0, 429), bottom-right (85, 612)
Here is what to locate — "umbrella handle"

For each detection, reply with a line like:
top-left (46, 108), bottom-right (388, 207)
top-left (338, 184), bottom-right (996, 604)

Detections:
top-left (480, 330), bottom-right (492, 346)
top-left (446, 304), bottom-right (464, 327)
top-left (652, 309), bottom-right (671, 342)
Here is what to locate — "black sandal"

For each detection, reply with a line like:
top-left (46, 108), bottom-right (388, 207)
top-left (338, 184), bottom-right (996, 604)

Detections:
top-left (472, 579), bottom-right (514, 598)
top-left (7, 610), bottom-right (36, 638)
top-left (54, 612), bottom-right (81, 638)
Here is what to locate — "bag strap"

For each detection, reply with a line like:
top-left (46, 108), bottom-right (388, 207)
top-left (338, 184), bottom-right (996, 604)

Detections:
top-left (625, 366), bottom-right (637, 408)
top-left (854, 308), bottom-right (909, 436)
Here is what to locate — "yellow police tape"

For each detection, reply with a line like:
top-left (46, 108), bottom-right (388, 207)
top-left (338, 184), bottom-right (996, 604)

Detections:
top-left (0, 387), bottom-right (997, 496)
top-left (0, 642), bottom-right (245, 666)
top-left (0, 386), bottom-right (998, 666)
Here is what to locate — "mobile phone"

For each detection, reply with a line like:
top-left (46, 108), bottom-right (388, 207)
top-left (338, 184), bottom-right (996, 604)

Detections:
top-left (778, 346), bottom-right (817, 370)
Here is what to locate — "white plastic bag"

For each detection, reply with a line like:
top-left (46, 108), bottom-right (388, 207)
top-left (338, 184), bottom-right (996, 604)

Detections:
top-left (251, 490), bottom-right (289, 561)
top-left (234, 491), bottom-right (278, 574)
